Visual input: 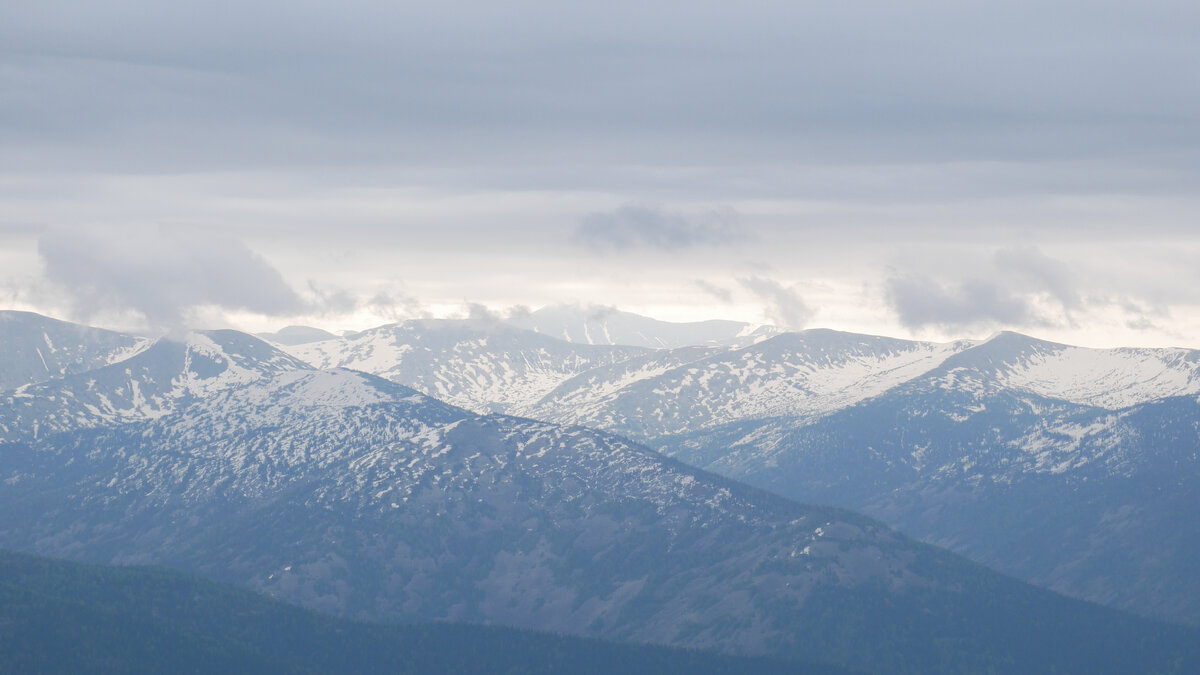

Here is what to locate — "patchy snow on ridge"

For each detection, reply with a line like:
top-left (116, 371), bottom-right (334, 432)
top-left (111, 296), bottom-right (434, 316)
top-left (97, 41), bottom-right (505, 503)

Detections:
top-left (284, 320), bottom-right (648, 414)
top-left (994, 345), bottom-right (1200, 409)
top-left (532, 331), bottom-right (976, 438)
top-left (0, 330), bottom-right (311, 441)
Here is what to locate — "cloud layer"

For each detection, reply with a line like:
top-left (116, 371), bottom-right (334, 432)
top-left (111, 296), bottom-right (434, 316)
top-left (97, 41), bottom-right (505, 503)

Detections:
top-left (885, 247), bottom-right (1086, 331)
top-left (738, 276), bottom-right (813, 330)
top-left (2, 1), bottom-right (1199, 346)
top-left (573, 204), bottom-right (742, 251)
top-left (38, 225), bottom-right (304, 330)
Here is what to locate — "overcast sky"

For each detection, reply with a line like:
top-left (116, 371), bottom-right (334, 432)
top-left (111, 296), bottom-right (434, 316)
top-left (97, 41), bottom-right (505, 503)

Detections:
top-left (2, 0), bottom-right (1199, 346)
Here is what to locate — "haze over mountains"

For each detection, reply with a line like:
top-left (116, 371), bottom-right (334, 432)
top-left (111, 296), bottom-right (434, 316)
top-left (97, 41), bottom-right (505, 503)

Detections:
top-left (506, 305), bottom-right (781, 349)
top-left (2, 308), bottom-right (1198, 671)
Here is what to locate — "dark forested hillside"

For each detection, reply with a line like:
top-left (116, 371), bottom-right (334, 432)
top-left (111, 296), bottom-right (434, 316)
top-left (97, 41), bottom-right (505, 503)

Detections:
top-left (0, 549), bottom-right (845, 674)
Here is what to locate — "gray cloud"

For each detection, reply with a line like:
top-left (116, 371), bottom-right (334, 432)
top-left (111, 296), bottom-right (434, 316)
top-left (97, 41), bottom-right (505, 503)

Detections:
top-left (37, 224), bottom-right (305, 330)
top-left (994, 246), bottom-right (1082, 312)
top-left (573, 204), bottom-right (742, 252)
top-left (461, 302), bottom-right (501, 323)
top-left (3, 1), bottom-right (1197, 184)
top-left (505, 304), bottom-right (533, 322)
top-left (886, 275), bottom-right (1034, 330)
top-left (737, 276), bottom-right (813, 330)
top-left (585, 304), bottom-right (619, 322)
top-left (305, 281), bottom-right (358, 316)
top-left (885, 247), bottom-right (1083, 330)
top-left (694, 279), bottom-right (733, 303)
top-left (3, 2), bottom-right (1199, 346)
top-left (366, 290), bottom-right (429, 322)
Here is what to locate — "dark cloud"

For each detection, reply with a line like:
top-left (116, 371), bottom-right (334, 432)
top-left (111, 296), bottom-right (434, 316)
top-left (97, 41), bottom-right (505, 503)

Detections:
top-left (37, 224), bottom-right (304, 330)
top-left (573, 204), bottom-right (742, 252)
top-left (737, 276), bottom-right (813, 330)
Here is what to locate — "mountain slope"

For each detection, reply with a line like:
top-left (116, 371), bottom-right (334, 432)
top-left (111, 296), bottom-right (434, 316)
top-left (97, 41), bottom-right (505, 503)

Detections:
top-left (1, 368), bottom-right (1197, 673)
top-left (927, 331), bottom-right (1200, 408)
top-left (0, 548), bottom-right (837, 675)
top-left (0, 311), bottom-right (148, 391)
top-left (664, 334), bottom-right (1200, 625)
top-left (528, 330), bottom-right (973, 440)
top-left (0, 330), bottom-right (311, 442)
top-left (284, 319), bottom-right (649, 413)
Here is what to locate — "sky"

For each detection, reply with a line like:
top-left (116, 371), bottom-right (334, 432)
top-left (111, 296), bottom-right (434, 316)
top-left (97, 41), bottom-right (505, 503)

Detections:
top-left (2, 0), bottom-right (1199, 346)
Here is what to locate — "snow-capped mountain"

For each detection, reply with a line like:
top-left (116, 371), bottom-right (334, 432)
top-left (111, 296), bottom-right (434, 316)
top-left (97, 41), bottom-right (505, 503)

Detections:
top-left (507, 305), bottom-right (780, 349)
top-left (658, 332), bottom-right (1200, 625)
top-left (0, 366), bottom-right (1194, 674)
top-left (0, 330), bottom-right (310, 441)
top-left (527, 330), bottom-right (974, 439)
top-left (284, 319), bottom-right (649, 413)
top-left (923, 331), bottom-right (1200, 408)
top-left (7, 312), bottom-right (1200, 635)
top-left (0, 311), bottom-right (148, 392)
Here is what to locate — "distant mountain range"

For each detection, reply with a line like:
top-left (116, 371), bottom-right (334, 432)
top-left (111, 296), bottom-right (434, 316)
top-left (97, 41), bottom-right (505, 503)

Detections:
top-left (0, 329), bottom-right (309, 441)
top-left (284, 319), bottom-right (649, 414)
top-left (656, 331), bottom-right (1200, 625)
top-left (265, 315), bottom-right (1200, 626)
top-left (2, 309), bottom-right (1199, 671)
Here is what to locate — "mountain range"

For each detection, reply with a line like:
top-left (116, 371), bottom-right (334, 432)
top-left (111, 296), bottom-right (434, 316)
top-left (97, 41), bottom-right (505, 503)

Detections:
top-left (2, 310), bottom-right (1199, 671)
top-left (266, 316), bottom-right (1200, 626)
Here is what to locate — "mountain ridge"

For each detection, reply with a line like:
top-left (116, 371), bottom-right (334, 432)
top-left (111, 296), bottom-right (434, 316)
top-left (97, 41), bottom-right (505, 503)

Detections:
top-left (2, 363), bottom-right (1199, 672)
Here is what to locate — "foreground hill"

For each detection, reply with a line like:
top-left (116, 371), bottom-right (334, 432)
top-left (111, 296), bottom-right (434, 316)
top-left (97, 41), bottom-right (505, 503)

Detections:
top-left (1, 368), bottom-right (1197, 673)
top-left (0, 548), bottom-right (835, 674)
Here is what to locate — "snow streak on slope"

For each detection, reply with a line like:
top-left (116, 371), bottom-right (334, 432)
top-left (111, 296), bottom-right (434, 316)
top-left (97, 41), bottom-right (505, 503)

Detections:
top-left (532, 330), bottom-right (974, 439)
top-left (6, 362), bottom-right (1197, 675)
top-left (974, 334), bottom-right (1200, 409)
top-left (0, 311), bottom-right (150, 391)
top-left (524, 346), bottom-right (725, 414)
top-left (0, 330), bottom-right (311, 441)
top-left (285, 320), bottom-right (649, 414)
top-left (0, 365), bottom-right (1018, 670)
